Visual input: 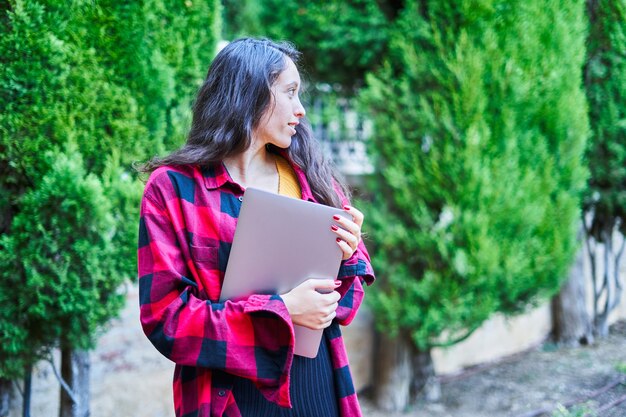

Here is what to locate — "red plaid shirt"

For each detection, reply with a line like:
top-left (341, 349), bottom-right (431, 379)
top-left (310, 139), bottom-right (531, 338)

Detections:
top-left (138, 155), bottom-right (375, 417)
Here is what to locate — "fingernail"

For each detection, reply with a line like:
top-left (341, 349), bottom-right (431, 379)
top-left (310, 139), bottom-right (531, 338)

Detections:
top-left (336, 238), bottom-right (341, 242)
top-left (343, 205), bottom-right (350, 210)
top-left (335, 280), bottom-right (341, 286)
top-left (331, 225), bottom-right (338, 231)
top-left (333, 215), bottom-right (340, 221)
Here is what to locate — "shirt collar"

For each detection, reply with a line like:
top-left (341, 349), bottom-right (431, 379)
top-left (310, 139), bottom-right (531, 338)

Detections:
top-left (201, 162), bottom-right (240, 192)
top-left (201, 149), bottom-right (316, 202)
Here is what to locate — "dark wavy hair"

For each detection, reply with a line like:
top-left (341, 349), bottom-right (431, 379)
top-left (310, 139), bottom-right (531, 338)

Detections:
top-left (139, 37), bottom-right (349, 207)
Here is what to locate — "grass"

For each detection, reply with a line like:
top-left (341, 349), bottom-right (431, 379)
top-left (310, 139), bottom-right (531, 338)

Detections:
top-left (550, 403), bottom-right (597, 417)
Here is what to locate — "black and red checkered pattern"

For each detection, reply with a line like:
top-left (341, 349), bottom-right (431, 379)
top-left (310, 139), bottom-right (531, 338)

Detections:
top-left (138, 154), bottom-right (375, 417)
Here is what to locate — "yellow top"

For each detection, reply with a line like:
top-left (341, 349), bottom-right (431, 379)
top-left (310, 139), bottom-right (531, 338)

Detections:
top-left (276, 155), bottom-right (302, 199)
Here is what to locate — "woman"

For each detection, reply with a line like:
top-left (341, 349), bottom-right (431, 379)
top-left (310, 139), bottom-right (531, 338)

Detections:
top-left (137, 38), bottom-right (375, 417)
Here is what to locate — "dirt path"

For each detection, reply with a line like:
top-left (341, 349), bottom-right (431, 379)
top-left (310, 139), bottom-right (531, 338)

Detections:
top-left (361, 321), bottom-right (626, 417)
top-left (88, 286), bottom-right (626, 417)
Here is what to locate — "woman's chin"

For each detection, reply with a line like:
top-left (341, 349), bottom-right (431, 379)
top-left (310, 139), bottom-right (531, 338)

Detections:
top-left (272, 138), bottom-right (292, 149)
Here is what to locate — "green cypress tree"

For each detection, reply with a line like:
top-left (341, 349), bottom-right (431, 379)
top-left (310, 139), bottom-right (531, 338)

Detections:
top-left (0, 144), bottom-right (124, 417)
top-left (361, 0), bottom-right (588, 408)
top-left (2, 144), bottom-right (119, 356)
top-left (0, 0), bottom-right (220, 414)
top-left (0, 4), bottom-right (146, 412)
top-left (0, 0), bottom-right (52, 384)
top-left (582, 0), bottom-right (626, 337)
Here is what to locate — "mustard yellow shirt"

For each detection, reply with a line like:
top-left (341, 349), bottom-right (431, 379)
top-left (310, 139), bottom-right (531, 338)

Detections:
top-left (276, 155), bottom-right (302, 199)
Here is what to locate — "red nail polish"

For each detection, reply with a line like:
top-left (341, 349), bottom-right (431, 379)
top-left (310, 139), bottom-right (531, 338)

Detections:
top-left (334, 280), bottom-right (341, 286)
top-left (343, 205), bottom-right (350, 210)
top-left (333, 215), bottom-right (340, 221)
top-left (336, 238), bottom-right (341, 242)
top-left (331, 225), bottom-right (338, 231)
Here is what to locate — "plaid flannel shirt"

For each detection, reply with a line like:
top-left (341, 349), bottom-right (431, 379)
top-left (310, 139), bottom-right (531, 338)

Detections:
top-left (138, 155), bottom-right (375, 417)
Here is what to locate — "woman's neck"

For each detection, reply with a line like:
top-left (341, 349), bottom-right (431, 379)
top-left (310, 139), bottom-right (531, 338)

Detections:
top-left (222, 144), bottom-right (279, 192)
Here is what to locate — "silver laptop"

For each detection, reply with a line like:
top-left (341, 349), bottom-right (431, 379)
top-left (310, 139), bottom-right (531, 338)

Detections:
top-left (220, 187), bottom-right (348, 358)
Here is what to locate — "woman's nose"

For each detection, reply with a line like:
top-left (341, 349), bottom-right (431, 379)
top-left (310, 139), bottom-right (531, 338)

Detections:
top-left (294, 98), bottom-right (306, 118)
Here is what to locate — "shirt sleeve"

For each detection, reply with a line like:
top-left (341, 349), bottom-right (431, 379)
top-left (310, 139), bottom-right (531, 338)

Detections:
top-left (137, 177), bottom-right (294, 407)
top-left (335, 240), bottom-right (375, 326)
top-left (333, 186), bottom-right (376, 326)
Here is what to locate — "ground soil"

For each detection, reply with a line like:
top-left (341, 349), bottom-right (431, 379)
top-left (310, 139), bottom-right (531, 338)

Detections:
top-left (360, 321), bottom-right (626, 417)
top-left (14, 287), bottom-right (626, 417)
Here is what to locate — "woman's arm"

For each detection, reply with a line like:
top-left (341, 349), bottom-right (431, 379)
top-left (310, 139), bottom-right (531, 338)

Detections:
top-left (138, 182), bottom-right (294, 394)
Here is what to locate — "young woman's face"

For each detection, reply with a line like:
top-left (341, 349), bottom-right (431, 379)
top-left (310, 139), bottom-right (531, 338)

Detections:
top-left (254, 57), bottom-right (306, 149)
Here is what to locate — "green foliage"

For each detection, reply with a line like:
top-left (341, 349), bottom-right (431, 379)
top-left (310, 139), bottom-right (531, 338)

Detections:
top-left (82, 0), bottom-right (221, 151)
top-left (233, 0), bottom-right (390, 89)
top-left (583, 0), bottom-right (626, 238)
top-left (0, 0), bottom-right (220, 379)
top-left (222, 0), bottom-right (262, 40)
top-left (0, 0), bottom-right (146, 190)
top-left (362, 0), bottom-right (589, 350)
top-left (0, 146), bottom-right (121, 378)
top-left (100, 152), bottom-right (145, 280)
top-left (551, 403), bottom-right (597, 417)
top-left (0, 236), bottom-right (33, 379)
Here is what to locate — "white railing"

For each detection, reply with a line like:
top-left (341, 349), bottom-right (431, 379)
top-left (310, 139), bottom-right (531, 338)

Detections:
top-left (307, 84), bottom-right (374, 176)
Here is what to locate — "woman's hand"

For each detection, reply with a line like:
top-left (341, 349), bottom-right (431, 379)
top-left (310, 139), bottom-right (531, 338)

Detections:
top-left (332, 205), bottom-right (364, 260)
top-left (281, 279), bottom-right (341, 330)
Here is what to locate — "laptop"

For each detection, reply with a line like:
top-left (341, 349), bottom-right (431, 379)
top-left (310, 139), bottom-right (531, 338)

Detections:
top-left (219, 187), bottom-right (349, 358)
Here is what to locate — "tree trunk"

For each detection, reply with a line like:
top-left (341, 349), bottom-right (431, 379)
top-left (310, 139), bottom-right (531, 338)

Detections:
top-left (0, 378), bottom-right (10, 417)
top-left (551, 239), bottom-right (594, 346)
top-left (594, 315), bottom-right (610, 338)
top-left (583, 219), bottom-right (625, 338)
top-left (411, 347), bottom-right (439, 402)
top-left (22, 365), bottom-right (32, 417)
top-left (59, 347), bottom-right (90, 417)
top-left (373, 331), bottom-right (413, 411)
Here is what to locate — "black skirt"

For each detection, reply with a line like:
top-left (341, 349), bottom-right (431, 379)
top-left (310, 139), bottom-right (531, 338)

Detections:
top-left (231, 329), bottom-right (340, 417)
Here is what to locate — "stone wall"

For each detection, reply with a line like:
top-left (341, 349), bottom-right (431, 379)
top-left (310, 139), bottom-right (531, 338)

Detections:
top-left (430, 242), bottom-right (626, 375)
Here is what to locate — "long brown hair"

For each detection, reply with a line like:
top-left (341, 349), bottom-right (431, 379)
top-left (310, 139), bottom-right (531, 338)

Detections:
top-left (138, 37), bottom-right (349, 207)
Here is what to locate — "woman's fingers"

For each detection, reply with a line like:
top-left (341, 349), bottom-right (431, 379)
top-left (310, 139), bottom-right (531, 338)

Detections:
top-left (281, 279), bottom-right (341, 329)
top-left (332, 214), bottom-right (361, 238)
top-left (333, 226), bottom-right (360, 247)
top-left (343, 205), bottom-right (364, 228)
top-left (314, 304), bottom-right (338, 329)
top-left (319, 309), bottom-right (337, 328)
top-left (332, 205), bottom-right (365, 259)
top-left (308, 278), bottom-right (340, 294)
top-left (336, 237), bottom-right (355, 260)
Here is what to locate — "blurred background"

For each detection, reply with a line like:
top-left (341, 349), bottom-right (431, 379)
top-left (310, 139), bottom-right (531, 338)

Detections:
top-left (1, 1), bottom-right (625, 416)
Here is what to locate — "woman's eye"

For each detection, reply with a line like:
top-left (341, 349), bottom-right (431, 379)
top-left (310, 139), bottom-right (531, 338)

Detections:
top-left (288, 88), bottom-right (296, 97)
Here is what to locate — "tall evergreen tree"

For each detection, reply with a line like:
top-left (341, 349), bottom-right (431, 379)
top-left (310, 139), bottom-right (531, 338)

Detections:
top-left (582, 0), bottom-right (626, 337)
top-left (361, 0), bottom-right (589, 409)
top-left (0, 0), bottom-right (220, 415)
